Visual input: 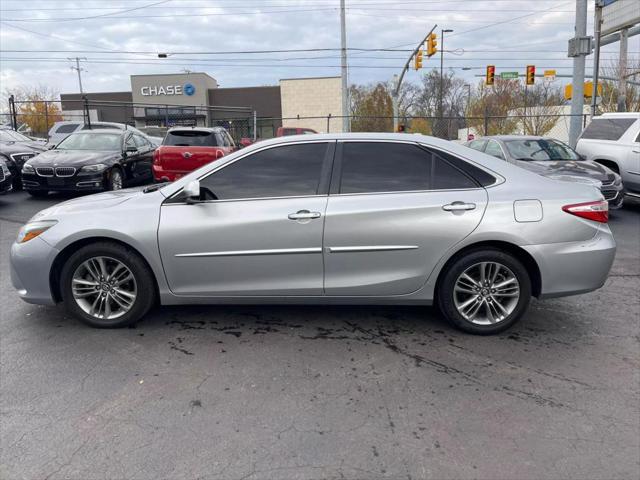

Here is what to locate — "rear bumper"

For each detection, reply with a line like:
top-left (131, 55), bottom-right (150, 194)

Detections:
top-left (524, 228), bottom-right (616, 299)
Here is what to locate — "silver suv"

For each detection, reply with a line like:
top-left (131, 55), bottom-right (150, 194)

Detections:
top-left (575, 113), bottom-right (640, 200)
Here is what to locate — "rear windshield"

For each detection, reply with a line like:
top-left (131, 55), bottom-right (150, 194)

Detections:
top-left (580, 118), bottom-right (636, 141)
top-left (164, 131), bottom-right (220, 147)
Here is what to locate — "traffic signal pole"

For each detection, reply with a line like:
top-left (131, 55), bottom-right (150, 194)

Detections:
top-left (568, 0), bottom-right (588, 148)
top-left (392, 24), bottom-right (438, 132)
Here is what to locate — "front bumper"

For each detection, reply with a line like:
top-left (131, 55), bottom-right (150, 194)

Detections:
top-left (22, 171), bottom-right (106, 192)
top-left (0, 174), bottom-right (12, 194)
top-left (524, 227), bottom-right (616, 299)
top-left (10, 236), bottom-right (59, 305)
top-left (601, 185), bottom-right (624, 209)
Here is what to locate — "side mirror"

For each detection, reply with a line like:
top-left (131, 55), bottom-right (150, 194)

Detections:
top-left (183, 180), bottom-right (201, 204)
top-left (125, 146), bottom-right (138, 155)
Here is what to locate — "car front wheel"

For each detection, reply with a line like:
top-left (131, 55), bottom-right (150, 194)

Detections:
top-left (107, 168), bottom-right (123, 191)
top-left (437, 249), bottom-right (532, 335)
top-left (60, 242), bottom-right (156, 328)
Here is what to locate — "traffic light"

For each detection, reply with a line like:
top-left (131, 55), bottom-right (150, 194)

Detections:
top-left (486, 65), bottom-right (495, 86)
top-left (526, 65), bottom-right (535, 85)
top-left (413, 50), bottom-right (423, 70)
top-left (426, 33), bottom-right (437, 57)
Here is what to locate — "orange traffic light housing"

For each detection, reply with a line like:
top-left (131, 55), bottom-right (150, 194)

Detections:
top-left (486, 65), bottom-right (495, 86)
top-left (414, 50), bottom-right (423, 70)
top-left (526, 65), bottom-right (535, 85)
top-left (426, 33), bottom-right (438, 57)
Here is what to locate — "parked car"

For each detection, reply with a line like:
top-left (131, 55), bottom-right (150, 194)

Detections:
top-left (465, 135), bottom-right (624, 209)
top-left (21, 129), bottom-right (155, 197)
top-left (47, 121), bottom-right (163, 148)
top-left (10, 134), bottom-right (615, 334)
top-left (0, 141), bottom-right (46, 190)
top-left (0, 158), bottom-right (12, 194)
top-left (276, 126), bottom-right (317, 136)
top-left (0, 128), bottom-right (47, 147)
top-left (575, 112), bottom-right (640, 200)
top-left (152, 126), bottom-right (236, 182)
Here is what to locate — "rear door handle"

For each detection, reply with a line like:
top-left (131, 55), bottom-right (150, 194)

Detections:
top-left (442, 202), bottom-right (476, 212)
top-left (288, 210), bottom-right (321, 220)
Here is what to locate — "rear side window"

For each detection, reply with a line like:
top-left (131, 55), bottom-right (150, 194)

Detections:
top-left (580, 118), bottom-right (636, 141)
top-left (199, 143), bottom-right (328, 200)
top-left (55, 123), bottom-right (79, 134)
top-left (338, 142), bottom-right (476, 194)
top-left (164, 131), bottom-right (220, 147)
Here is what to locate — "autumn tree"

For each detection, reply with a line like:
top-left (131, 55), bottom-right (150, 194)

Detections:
top-left (467, 79), bottom-right (521, 136)
top-left (350, 83), bottom-right (393, 132)
top-left (4, 85), bottom-right (62, 135)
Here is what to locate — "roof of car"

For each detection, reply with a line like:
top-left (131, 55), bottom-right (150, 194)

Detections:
top-left (481, 135), bottom-right (550, 141)
top-left (167, 126), bottom-right (226, 133)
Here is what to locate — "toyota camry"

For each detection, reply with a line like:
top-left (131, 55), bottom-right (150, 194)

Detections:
top-left (10, 134), bottom-right (616, 334)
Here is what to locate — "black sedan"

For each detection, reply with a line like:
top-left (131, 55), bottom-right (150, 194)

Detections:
top-left (21, 129), bottom-right (155, 197)
top-left (0, 141), bottom-right (46, 190)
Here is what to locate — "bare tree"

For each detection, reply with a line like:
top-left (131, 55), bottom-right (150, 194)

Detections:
top-left (598, 57), bottom-right (640, 113)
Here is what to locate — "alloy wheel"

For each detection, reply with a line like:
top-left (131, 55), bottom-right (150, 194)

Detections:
top-left (453, 262), bottom-right (520, 325)
top-left (111, 170), bottom-right (123, 190)
top-left (71, 256), bottom-right (137, 320)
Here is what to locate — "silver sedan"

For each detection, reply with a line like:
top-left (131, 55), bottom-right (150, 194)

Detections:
top-left (10, 133), bottom-right (616, 334)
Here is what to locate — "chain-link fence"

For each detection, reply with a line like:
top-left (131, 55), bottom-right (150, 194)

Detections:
top-left (5, 96), bottom-right (591, 144)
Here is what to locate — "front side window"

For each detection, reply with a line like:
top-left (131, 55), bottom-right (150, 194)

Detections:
top-left (580, 118), bottom-right (636, 141)
top-left (56, 133), bottom-right (121, 151)
top-left (133, 134), bottom-right (148, 148)
top-left (199, 142), bottom-right (328, 200)
top-left (164, 130), bottom-right (220, 147)
top-left (467, 140), bottom-right (486, 151)
top-left (339, 142), bottom-right (476, 194)
top-left (505, 138), bottom-right (580, 161)
top-left (484, 141), bottom-right (505, 160)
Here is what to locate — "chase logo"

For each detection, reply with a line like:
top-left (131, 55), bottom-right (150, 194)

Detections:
top-left (183, 83), bottom-right (196, 96)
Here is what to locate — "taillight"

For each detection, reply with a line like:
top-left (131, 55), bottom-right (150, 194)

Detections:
top-left (562, 200), bottom-right (609, 223)
top-left (153, 149), bottom-right (160, 164)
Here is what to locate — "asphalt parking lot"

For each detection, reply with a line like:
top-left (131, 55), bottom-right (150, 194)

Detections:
top-left (1, 191), bottom-right (639, 480)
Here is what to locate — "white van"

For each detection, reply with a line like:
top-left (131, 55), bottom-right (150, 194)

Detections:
top-left (47, 121), bottom-right (163, 148)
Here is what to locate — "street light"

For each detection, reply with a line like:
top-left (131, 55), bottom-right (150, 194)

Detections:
top-left (439, 28), bottom-right (454, 128)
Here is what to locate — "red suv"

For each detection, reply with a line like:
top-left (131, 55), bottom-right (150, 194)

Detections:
top-left (153, 127), bottom-right (236, 182)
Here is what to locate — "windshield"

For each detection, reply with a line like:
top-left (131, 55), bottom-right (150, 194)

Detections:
top-left (56, 132), bottom-right (122, 151)
top-left (0, 130), bottom-right (30, 142)
top-left (504, 139), bottom-right (581, 161)
top-left (163, 130), bottom-right (220, 147)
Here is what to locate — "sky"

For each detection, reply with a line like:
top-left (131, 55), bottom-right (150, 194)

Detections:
top-left (0, 0), bottom-right (637, 97)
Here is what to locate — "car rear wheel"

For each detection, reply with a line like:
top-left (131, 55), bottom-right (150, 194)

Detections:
top-left (60, 242), bottom-right (156, 328)
top-left (27, 190), bottom-right (48, 197)
top-left (437, 249), bottom-right (532, 335)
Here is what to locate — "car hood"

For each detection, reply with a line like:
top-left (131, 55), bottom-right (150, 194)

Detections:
top-left (514, 159), bottom-right (613, 183)
top-left (0, 141), bottom-right (46, 155)
top-left (29, 187), bottom-right (148, 221)
top-left (27, 149), bottom-right (120, 167)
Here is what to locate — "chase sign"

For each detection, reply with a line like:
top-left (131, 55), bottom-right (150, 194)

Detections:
top-left (140, 83), bottom-right (196, 96)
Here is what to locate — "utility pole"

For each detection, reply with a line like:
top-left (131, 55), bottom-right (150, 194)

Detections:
top-left (568, 0), bottom-right (590, 148)
top-left (439, 29), bottom-right (453, 125)
top-left (617, 27), bottom-right (629, 112)
top-left (339, 0), bottom-right (349, 133)
top-left (591, 1), bottom-right (603, 117)
top-left (69, 57), bottom-right (87, 94)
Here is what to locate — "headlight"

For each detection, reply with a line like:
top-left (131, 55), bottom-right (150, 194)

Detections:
top-left (80, 164), bottom-right (107, 173)
top-left (1, 162), bottom-right (9, 175)
top-left (16, 220), bottom-right (58, 244)
top-left (22, 163), bottom-right (35, 174)
top-left (614, 174), bottom-right (622, 186)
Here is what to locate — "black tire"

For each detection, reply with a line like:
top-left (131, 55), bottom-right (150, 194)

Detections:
top-left (107, 167), bottom-right (124, 191)
top-left (437, 248), bottom-right (532, 335)
top-left (12, 176), bottom-right (23, 191)
top-left (27, 190), bottom-right (49, 198)
top-left (60, 242), bottom-right (156, 328)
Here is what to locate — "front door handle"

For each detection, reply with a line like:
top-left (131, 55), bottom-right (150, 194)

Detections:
top-left (288, 210), bottom-right (321, 220)
top-left (442, 202), bottom-right (476, 212)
